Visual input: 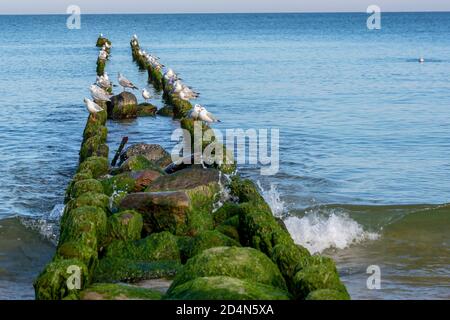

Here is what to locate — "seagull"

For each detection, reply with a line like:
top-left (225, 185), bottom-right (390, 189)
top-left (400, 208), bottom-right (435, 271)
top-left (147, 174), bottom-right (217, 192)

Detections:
top-left (132, 34), bottom-right (138, 40)
top-left (84, 98), bottom-right (103, 121)
top-left (179, 88), bottom-right (199, 101)
top-left (98, 50), bottom-right (108, 60)
top-left (99, 33), bottom-right (103, 38)
top-left (118, 73), bottom-right (139, 92)
top-left (188, 104), bottom-right (202, 120)
top-left (142, 88), bottom-right (151, 102)
top-left (419, 57), bottom-right (425, 63)
top-left (96, 75), bottom-right (112, 90)
top-left (199, 106), bottom-right (221, 123)
top-left (90, 84), bottom-right (112, 101)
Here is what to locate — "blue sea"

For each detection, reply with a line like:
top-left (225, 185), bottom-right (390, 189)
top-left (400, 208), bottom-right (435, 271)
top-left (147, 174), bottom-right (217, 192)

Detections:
top-left (0, 13), bottom-right (449, 299)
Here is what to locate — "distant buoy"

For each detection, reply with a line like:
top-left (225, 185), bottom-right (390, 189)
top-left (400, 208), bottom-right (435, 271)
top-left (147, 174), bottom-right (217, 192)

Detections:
top-left (419, 57), bottom-right (425, 63)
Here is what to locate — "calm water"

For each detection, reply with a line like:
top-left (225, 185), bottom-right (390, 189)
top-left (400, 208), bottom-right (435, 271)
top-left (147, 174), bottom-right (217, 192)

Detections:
top-left (0, 13), bottom-right (449, 299)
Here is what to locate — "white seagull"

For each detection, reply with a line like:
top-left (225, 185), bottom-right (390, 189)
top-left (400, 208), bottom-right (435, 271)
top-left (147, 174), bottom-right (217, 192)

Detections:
top-left (96, 75), bottom-right (112, 89)
top-left (90, 84), bottom-right (112, 101)
top-left (84, 98), bottom-right (103, 121)
top-left (142, 88), bottom-right (152, 102)
top-left (188, 104), bottom-right (202, 120)
top-left (118, 73), bottom-right (139, 92)
top-left (199, 106), bottom-right (221, 123)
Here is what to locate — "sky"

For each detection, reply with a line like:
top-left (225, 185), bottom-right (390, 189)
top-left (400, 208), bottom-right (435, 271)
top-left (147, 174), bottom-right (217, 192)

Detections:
top-left (1, 0), bottom-right (450, 14)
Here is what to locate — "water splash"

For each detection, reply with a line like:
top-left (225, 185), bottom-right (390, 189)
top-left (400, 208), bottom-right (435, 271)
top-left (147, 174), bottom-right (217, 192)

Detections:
top-left (19, 204), bottom-right (65, 245)
top-left (256, 181), bottom-right (286, 218)
top-left (284, 209), bottom-right (379, 254)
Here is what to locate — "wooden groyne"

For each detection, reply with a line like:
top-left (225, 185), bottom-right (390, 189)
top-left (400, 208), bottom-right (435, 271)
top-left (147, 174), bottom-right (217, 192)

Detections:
top-left (33, 35), bottom-right (350, 300)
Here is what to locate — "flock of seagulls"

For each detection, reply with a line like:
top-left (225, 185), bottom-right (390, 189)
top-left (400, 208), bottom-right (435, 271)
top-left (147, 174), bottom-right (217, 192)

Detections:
top-left (83, 33), bottom-right (220, 124)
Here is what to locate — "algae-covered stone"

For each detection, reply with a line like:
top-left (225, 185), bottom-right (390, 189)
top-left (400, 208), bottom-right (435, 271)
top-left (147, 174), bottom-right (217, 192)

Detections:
top-left (96, 37), bottom-right (111, 47)
top-left (165, 276), bottom-right (291, 300)
top-left (131, 170), bottom-right (163, 191)
top-left (167, 94), bottom-right (192, 119)
top-left (79, 135), bottom-right (108, 163)
top-left (56, 241), bottom-right (98, 272)
top-left (64, 172), bottom-right (94, 203)
top-left (93, 258), bottom-right (180, 283)
top-left (107, 210), bottom-right (143, 242)
top-left (137, 103), bottom-right (157, 116)
top-left (146, 167), bottom-right (223, 192)
top-left (70, 179), bottom-right (104, 199)
top-left (215, 216), bottom-right (240, 242)
top-left (119, 143), bottom-right (170, 166)
top-left (292, 255), bottom-right (350, 300)
top-left (66, 192), bottom-right (110, 214)
top-left (59, 206), bottom-right (107, 249)
top-left (185, 230), bottom-right (241, 259)
top-left (168, 246), bottom-right (287, 293)
top-left (306, 289), bottom-right (350, 300)
top-left (105, 231), bottom-right (180, 262)
top-left (156, 105), bottom-right (174, 117)
top-left (81, 283), bottom-right (162, 300)
top-left (101, 172), bottom-right (136, 196)
top-left (229, 176), bottom-right (267, 205)
top-left (96, 59), bottom-right (105, 76)
top-left (78, 156), bottom-right (109, 178)
top-left (108, 92), bottom-right (138, 120)
top-left (119, 155), bottom-right (164, 173)
top-left (212, 202), bottom-right (243, 226)
top-left (34, 259), bottom-right (89, 300)
top-left (83, 124), bottom-right (107, 142)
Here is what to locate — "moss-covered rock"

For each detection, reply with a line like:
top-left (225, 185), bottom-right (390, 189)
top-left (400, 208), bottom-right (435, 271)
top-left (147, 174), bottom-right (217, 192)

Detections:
top-left (101, 173), bottom-right (136, 196)
top-left (79, 136), bottom-right (108, 163)
top-left (165, 276), bottom-right (291, 300)
top-left (119, 143), bottom-right (170, 166)
top-left (137, 103), bottom-right (157, 117)
top-left (215, 216), bottom-right (240, 242)
top-left (212, 202), bottom-right (243, 226)
top-left (78, 156), bottom-right (109, 178)
top-left (96, 59), bottom-right (105, 76)
top-left (81, 283), bottom-right (163, 300)
top-left (292, 255), bottom-right (350, 300)
top-left (59, 206), bottom-right (107, 249)
top-left (93, 258), bottom-right (181, 283)
top-left (147, 67), bottom-right (163, 91)
top-left (156, 105), bottom-right (174, 117)
top-left (306, 289), bottom-right (350, 300)
top-left (64, 172), bottom-right (93, 203)
top-left (70, 179), bottom-right (104, 199)
top-left (65, 192), bottom-right (110, 214)
top-left (168, 246), bottom-right (287, 293)
top-left (108, 92), bottom-right (138, 120)
top-left (55, 242), bottom-right (98, 273)
top-left (105, 231), bottom-right (180, 263)
top-left (83, 124), bottom-right (107, 142)
top-left (131, 170), bottom-right (163, 191)
top-left (165, 94), bottom-right (192, 119)
top-left (119, 155), bottom-right (164, 173)
top-left (229, 176), bottom-right (267, 205)
top-left (106, 210), bottom-right (143, 242)
top-left (96, 37), bottom-right (111, 47)
top-left (185, 230), bottom-right (241, 259)
top-left (34, 259), bottom-right (89, 300)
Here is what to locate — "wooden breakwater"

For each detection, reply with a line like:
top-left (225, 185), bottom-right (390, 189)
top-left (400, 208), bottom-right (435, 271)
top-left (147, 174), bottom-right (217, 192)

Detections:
top-left (33, 35), bottom-right (350, 301)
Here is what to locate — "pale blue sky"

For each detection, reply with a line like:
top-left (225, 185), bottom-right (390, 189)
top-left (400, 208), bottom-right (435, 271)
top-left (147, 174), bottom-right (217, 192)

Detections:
top-left (1, 0), bottom-right (449, 14)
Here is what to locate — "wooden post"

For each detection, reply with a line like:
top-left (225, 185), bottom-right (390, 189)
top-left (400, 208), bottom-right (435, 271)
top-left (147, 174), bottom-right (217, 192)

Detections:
top-left (111, 136), bottom-right (128, 166)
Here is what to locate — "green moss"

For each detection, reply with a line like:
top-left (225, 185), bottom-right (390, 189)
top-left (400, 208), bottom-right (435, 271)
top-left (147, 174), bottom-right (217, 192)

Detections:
top-left (112, 103), bottom-right (137, 120)
top-left (79, 135), bottom-right (109, 163)
top-left (70, 179), bottom-right (104, 199)
top-left (93, 258), bottom-right (180, 283)
top-left (83, 124), bottom-right (107, 143)
top-left (170, 95), bottom-right (192, 119)
top-left (306, 289), bottom-right (350, 300)
top-left (55, 242), bottom-right (98, 274)
top-left (106, 210), bottom-right (143, 242)
top-left (119, 155), bottom-right (163, 173)
top-left (78, 156), bottom-right (109, 178)
top-left (215, 219), bottom-right (240, 243)
top-left (59, 206), bottom-right (107, 249)
top-left (168, 246), bottom-right (287, 294)
top-left (65, 192), bottom-right (110, 214)
top-left (156, 105), bottom-right (174, 117)
top-left (64, 172), bottom-right (93, 203)
top-left (96, 37), bottom-right (111, 47)
top-left (292, 255), bottom-right (350, 300)
top-left (81, 283), bottom-right (163, 300)
top-left (105, 231), bottom-right (180, 263)
top-left (165, 276), bottom-right (291, 300)
top-left (229, 176), bottom-right (267, 205)
top-left (148, 68), bottom-right (163, 90)
top-left (212, 202), bottom-right (242, 226)
top-left (101, 173), bottom-right (136, 196)
top-left (96, 59), bottom-right (105, 76)
top-left (137, 103), bottom-right (157, 116)
top-left (34, 259), bottom-right (89, 300)
top-left (185, 230), bottom-right (241, 259)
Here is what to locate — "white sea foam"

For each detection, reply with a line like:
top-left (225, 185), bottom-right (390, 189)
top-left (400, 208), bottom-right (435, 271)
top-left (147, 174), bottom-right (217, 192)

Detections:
top-left (19, 203), bottom-right (65, 245)
top-left (256, 181), bottom-right (286, 218)
top-left (284, 210), bottom-right (380, 254)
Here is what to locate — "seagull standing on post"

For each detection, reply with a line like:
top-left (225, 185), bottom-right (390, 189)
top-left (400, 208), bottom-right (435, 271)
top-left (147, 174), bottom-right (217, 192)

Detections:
top-left (118, 73), bottom-right (139, 92)
top-left (83, 98), bottom-right (103, 122)
top-left (142, 88), bottom-right (151, 103)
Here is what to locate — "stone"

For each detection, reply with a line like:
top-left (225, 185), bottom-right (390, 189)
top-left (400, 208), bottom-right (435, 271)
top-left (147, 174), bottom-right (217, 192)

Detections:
top-left (119, 143), bottom-right (170, 166)
top-left (65, 192), bottom-right (110, 214)
top-left (167, 246), bottom-right (287, 293)
top-left (184, 230), bottom-right (241, 259)
top-left (137, 103), bottom-right (157, 116)
top-left (119, 155), bottom-right (164, 173)
top-left (156, 105), bottom-right (174, 117)
top-left (70, 179), bottom-right (104, 199)
top-left (77, 156), bottom-right (109, 178)
top-left (306, 289), bottom-right (350, 300)
top-left (165, 276), bottom-right (291, 300)
top-left (107, 92), bottom-right (138, 120)
top-left (106, 210), bottom-right (143, 242)
top-left (130, 170), bottom-right (163, 192)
